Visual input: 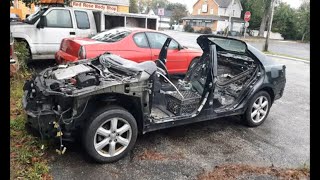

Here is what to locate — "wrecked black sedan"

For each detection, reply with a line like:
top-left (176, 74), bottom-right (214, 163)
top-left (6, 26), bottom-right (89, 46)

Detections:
top-left (22, 35), bottom-right (286, 163)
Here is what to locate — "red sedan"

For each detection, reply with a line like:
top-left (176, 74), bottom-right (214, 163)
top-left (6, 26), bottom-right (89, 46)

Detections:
top-left (55, 27), bottom-right (202, 74)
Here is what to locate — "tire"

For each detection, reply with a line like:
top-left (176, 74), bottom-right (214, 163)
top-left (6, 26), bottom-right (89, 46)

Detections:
top-left (82, 106), bottom-right (138, 163)
top-left (188, 57), bottom-right (200, 71)
top-left (243, 91), bottom-right (272, 127)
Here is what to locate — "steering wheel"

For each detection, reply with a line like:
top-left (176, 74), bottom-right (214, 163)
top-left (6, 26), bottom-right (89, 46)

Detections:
top-left (155, 59), bottom-right (169, 78)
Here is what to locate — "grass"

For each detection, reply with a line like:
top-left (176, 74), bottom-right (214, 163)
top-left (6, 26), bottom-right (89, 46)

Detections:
top-left (10, 70), bottom-right (53, 180)
top-left (198, 164), bottom-right (310, 180)
top-left (263, 51), bottom-right (309, 61)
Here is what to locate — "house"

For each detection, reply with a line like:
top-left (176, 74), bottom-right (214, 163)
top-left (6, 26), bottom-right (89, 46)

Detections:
top-left (148, 9), bottom-right (173, 29)
top-left (10, 0), bottom-right (36, 20)
top-left (181, 0), bottom-right (245, 33)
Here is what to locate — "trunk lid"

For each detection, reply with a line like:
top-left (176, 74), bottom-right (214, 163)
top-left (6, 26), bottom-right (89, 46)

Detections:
top-left (60, 38), bottom-right (118, 59)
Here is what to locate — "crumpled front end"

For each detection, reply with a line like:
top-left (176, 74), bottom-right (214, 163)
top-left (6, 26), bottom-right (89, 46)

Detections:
top-left (22, 53), bottom-right (157, 140)
top-left (22, 76), bottom-right (70, 139)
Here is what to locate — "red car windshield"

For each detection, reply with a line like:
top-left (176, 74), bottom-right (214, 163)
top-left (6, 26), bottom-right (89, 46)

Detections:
top-left (91, 28), bottom-right (132, 42)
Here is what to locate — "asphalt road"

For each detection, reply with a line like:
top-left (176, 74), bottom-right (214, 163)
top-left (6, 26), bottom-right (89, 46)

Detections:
top-left (163, 30), bottom-right (310, 60)
top-left (50, 56), bottom-right (310, 180)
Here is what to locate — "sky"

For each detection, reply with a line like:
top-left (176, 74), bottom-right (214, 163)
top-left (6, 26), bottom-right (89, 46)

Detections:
top-left (167, 0), bottom-right (304, 13)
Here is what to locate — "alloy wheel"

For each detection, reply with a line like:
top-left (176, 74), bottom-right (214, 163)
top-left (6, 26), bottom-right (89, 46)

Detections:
top-left (251, 96), bottom-right (269, 123)
top-left (94, 117), bottom-right (132, 157)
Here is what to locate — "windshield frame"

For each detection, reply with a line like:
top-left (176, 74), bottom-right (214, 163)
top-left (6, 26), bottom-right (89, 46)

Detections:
top-left (208, 37), bottom-right (247, 54)
top-left (197, 35), bottom-right (248, 55)
top-left (24, 7), bottom-right (48, 24)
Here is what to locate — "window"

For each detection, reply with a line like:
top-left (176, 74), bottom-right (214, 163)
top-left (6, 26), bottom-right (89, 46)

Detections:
top-left (45, 9), bottom-right (72, 28)
top-left (198, 9), bottom-right (201, 15)
top-left (91, 28), bottom-right (131, 42)
top-left (75, 11), bottom-right (90, 29)
top-left (202, 4), bottom-right (208, 12)
top-left (133, 33), bottom-right (149, 48)
top-left (25, 7), bottom-right (47, 24)
top-left (145, 32), bottom-right (179, 49)
top-left (208, 37), bottom-right (246, 53)
top-left (196, 20), bottom-right (204, 27)
top-left (233, 10), bottom-right (235, 16)
top-left (205, 21), bottom-right (213, 27)
top-left (210, 8), bottom-right (214, 14)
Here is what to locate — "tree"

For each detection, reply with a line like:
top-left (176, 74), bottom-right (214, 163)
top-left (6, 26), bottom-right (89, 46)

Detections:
top-left (263, 0), bottom-right (275, 51)
top-left (64, 0), bottom-right (72, 6)
top-left (240, 0), bottom-right (267, 29)
top-left (22, 0), bottom-right (38, 8)
top-left (167, 3), bottom-right (188, 25)
top-left (137, 0), bottom-right (168, 13)
top-left (272, 2), bottom-right (299, 40)
top-left (130, 0), bottom-right (139, 13)
top-left (258, 0), bottom-right (271, 37)
top-left (296, 1), bottom-right (310, 41)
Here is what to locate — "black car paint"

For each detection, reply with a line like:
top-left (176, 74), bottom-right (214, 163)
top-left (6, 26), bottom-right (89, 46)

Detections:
top-left (144, 37), bottom-right (286, 133)
top-left (22, 35), bottom-right (286, 140)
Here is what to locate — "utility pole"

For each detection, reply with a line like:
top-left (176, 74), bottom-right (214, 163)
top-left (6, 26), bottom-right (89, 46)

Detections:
top-left (225, 0), bottom-right (235, 36)
top-left (263, 0), bottom-right (275, 52)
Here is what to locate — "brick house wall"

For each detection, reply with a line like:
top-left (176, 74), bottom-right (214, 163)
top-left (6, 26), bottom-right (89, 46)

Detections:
top-left (190, 0), bottom-right (220, 31)
top-left (192, 0), bottom-right (219, 16)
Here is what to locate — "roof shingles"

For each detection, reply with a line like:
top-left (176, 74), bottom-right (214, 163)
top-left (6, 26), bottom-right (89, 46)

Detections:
top-left (214, 0), bottom-right (232, 8)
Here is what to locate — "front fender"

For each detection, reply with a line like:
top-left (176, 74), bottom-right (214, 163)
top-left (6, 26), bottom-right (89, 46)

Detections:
top-left (11, 32), bottom-right (35, 55)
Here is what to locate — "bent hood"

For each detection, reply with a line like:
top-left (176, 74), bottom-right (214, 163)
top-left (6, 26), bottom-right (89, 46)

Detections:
top-left (10, 22), bottom-right (35, 31)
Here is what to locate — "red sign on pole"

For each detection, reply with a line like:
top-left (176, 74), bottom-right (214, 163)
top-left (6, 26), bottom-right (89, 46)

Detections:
top-left (158, 8), bottom-right (164, 16)
top-left (244, 11), bottom-right (251, 22)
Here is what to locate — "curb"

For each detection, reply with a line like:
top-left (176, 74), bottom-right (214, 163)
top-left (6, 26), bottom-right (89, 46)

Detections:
top-left (265, 54), bottom-right (310, 63)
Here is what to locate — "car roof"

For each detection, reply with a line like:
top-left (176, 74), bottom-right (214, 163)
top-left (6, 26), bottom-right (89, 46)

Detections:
top-left (114, 27), bottom-right (158, 33)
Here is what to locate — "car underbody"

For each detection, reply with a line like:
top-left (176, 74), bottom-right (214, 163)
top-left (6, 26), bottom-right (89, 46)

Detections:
top-left (23, 48), bottom-right (260, 138)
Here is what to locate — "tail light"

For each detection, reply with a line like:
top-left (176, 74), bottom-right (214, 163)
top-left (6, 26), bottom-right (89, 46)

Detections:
top-left (78, 46), bottom-right (86, 59)
top-left (59, 39), bottom-right (64, 50)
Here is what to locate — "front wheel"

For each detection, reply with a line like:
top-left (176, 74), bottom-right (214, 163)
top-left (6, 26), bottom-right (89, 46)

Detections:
top-left (83, 106), bottom-right (138, 163)
top-left (243, 91), bottom-right (271, 127)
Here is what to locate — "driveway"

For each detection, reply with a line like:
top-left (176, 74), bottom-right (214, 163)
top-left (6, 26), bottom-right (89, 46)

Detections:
top-left (163, 30), bottom-right (310, 60)
top-left (50, 56), bottom-right (310, 180)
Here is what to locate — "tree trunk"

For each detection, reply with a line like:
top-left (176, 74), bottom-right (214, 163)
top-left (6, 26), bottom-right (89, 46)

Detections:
top-left (301, 32), bottom-right (306, 42)
top-left (258, 3), bottom-right (271, 37)
top-left (263, 0), bottom-right (275, 52)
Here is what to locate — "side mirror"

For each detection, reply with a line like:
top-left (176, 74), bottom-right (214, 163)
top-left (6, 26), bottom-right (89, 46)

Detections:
top-left (178, 44), bottom-right (184, 50)
top-left (37, 16), bottom-right (45, 28)
top-left (25, 14), bottom-right (30, 19)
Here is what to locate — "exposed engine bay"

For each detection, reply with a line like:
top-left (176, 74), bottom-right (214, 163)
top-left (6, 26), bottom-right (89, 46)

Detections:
top-left (213, 52), bottom-right (258, 109)
top-left (23, 53), bottom-right (157, 140)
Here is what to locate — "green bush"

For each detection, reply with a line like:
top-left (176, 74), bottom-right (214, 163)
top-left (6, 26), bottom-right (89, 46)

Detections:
top-left (196, 27), bottom-right (212, 34)
top-left (201, 27), bottom-right (212, 34)
top-left (184, 24), bottom-right (194, 32)
top-left (14, 41), bottom-right (30, 71)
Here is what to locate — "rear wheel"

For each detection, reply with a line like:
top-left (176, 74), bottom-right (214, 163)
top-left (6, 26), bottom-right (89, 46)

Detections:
top-left (243, 91), bottom-right (271, 127)
top-left (83, 106), bottom-right (138, 163)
